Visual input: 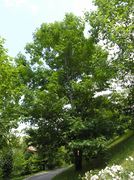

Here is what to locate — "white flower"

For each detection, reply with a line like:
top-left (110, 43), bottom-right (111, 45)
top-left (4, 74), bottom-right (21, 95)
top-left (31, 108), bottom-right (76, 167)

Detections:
top-left (112, 177), bottom-right (121, 180)
top-left (83, 162), bottom-right (133, 180)
top-left (129, 156), bottom-right (134, 161)
top-left (110, 165), bottom-right (123, 173)
top-left (129, 172), bottom-right (134, 180)
top-left (108, 170), bottom-right (115, 177)
top-left (90, 175), bottom-right (99, 180)
top-left (99, 169), bottom-right (104, 175)
top-left (85, 172), bottom-right (90, 180)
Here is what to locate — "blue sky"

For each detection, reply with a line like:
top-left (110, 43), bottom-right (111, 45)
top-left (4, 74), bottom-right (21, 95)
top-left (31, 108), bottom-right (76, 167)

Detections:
top-left (0, 0), bottom-right (96, 57)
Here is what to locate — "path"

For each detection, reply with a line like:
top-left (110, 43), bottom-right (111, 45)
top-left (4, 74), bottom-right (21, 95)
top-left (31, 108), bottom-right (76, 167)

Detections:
top-left (24, 168), bottom-right (67, 180)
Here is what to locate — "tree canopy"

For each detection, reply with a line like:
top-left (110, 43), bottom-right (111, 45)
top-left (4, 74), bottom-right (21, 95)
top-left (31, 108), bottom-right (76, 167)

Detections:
top-left (88, 0), bottom-right (133, 80)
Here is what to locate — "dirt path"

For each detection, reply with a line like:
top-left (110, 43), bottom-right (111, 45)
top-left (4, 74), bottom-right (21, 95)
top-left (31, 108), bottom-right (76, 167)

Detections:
top-left (24, 168), bottom-right (67, 180)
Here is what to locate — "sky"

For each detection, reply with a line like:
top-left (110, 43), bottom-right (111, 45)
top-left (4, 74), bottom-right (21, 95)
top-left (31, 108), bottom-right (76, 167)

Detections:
top-left (0, 0), bottom-right (96, 57)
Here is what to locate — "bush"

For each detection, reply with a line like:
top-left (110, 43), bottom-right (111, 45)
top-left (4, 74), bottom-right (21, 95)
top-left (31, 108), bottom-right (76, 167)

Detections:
top-left (12, 149), bottom-right (26, 176)
top-left (21, 154), bottom-right (41, 175)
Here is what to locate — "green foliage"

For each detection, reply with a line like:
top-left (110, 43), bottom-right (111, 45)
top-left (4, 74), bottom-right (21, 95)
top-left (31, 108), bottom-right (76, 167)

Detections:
top-left (86, 0), bottom-right (134, 152)
top-left (54, 146), bottom-right (70, 167)
top-left (0, 38), bottom-right (23, 149)
top-left (0, 38), bottom-right (26, 179)
top-left (88, 0), bottom-right (133, 73)
top-left (87, 1), bottom-right (133, 125)
top-left (21, 154), bottom-right (39, 175)
top-left (11, 138), bottom-right (26, 177)
top-left (11, 137), bottom-right (42, 176)
top-left (87, 0), bottom-right (133, 98)
top-left (13, 149), bottom-right (26, 176)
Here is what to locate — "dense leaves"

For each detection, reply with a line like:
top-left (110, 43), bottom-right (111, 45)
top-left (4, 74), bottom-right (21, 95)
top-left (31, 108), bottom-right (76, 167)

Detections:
top-left (87, 0), bottom-right (134, 128)
top-left (88, 0), bottom-right (133, 77)
top-left (0, 38), bottom-right (23, 148)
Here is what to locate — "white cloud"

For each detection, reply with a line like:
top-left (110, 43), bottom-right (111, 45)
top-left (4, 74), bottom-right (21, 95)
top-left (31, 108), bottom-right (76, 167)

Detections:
top-left (3, 0), bottom-right (39, 15)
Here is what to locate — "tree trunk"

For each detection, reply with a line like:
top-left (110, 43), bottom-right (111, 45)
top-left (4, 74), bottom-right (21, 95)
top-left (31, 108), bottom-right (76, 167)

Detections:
top-left (74, 149), bottom-right (82, 171)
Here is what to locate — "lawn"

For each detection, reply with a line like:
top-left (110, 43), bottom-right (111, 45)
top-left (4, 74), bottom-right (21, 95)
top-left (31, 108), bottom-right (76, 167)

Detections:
top-left (108, 133), bottom-right (134, 167)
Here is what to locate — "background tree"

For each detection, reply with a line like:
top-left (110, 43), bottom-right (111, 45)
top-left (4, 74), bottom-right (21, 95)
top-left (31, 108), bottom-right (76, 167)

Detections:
top-left (0, 38), bottom-right (23, 146)
top-left (0, 37), bottom-right (24, 178)
top-left (87, 0), bottom-right (133, 127)
top-left (88, 0), bottom-right (133, 79)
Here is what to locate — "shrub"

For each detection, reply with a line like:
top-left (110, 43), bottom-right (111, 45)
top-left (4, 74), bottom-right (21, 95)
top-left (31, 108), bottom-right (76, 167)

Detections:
top-left (12, 149), bottom-right (26, 176)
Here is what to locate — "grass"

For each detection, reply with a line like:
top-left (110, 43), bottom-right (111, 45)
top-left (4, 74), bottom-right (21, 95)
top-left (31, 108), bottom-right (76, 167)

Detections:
top-left (53, 130), bottom-right (134, 180)
top-left (108, 133), bottom-right (134, 166)
top-left (13, 175), bottom-right (28, 180)
top-left (107, 130), bottom-right (134, 149)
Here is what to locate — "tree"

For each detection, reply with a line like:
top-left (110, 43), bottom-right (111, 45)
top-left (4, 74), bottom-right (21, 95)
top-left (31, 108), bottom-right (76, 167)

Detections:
top-left (0, 38), bottom-right (23, 178)
top-left (23, 13), bottom-right (122, 170)
top-left (87, 0), bottom-right (133, 127)
top-left (88, 0), bottom-right (133, 78)
top-left (0, 38), bottom-right (22, 146)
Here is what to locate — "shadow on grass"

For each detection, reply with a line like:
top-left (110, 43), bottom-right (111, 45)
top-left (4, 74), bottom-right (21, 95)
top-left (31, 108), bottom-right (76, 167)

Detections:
top-left (108, 134), bottom-right (134, 165)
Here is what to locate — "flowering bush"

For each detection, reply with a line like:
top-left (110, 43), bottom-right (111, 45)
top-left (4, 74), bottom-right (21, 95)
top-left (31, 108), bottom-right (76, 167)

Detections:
top-left (82, 156), bottom-right (134, 180)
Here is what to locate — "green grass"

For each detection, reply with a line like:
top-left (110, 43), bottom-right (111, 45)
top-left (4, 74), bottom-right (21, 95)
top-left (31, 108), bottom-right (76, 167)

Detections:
top-left (108, 133), bottom-right (134, 166)
top-left (53, 130), bottom-right (134, 180)
top-left (107, 130), bottom-right (134, 149)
